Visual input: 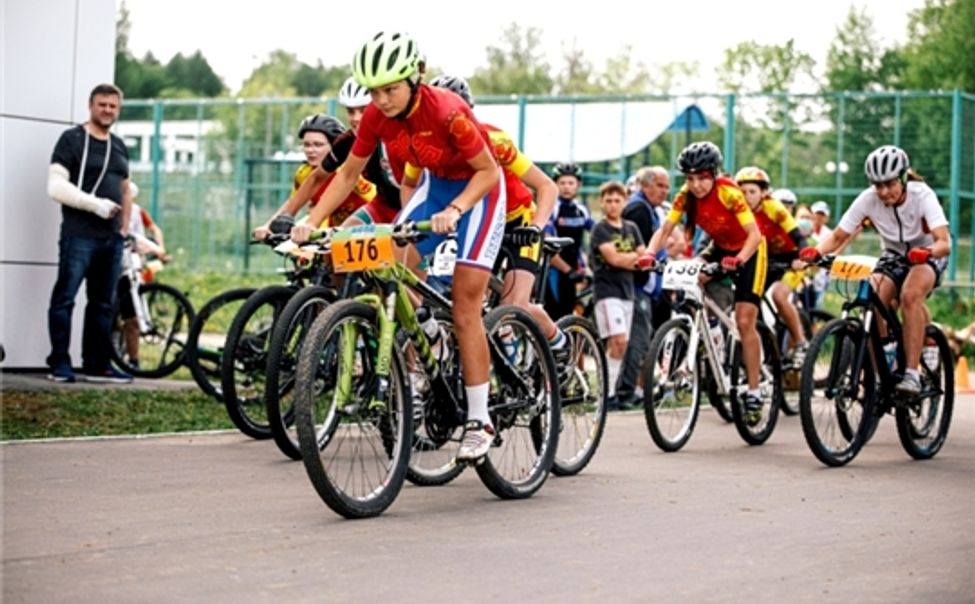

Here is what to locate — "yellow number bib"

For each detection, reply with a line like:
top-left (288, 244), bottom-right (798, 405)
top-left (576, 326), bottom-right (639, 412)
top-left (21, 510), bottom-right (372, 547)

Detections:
top-left (829, 255), bottom-right (878, 281)
top-left (331, 225), bottom-right (395, 273)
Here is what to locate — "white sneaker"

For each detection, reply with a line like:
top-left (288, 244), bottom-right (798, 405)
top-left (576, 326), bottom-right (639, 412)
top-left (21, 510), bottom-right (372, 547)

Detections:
top-left (457, 420), bottom-right (495, 461)
top-left (791, 341), bottom-right (810, 368)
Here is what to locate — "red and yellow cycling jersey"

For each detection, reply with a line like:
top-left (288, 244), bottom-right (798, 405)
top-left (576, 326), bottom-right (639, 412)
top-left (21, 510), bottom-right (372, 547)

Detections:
top-left (294, 163), bottom-right (374, 227)
top-left (484, 124), bottom-right (534, 221)
top-left (402, 121), bottom-right (536, 222)
top-left (752, 195), bottom-right (799, 254)
top-left (352, 85), bottom-right (493, 181)
top-left (666, 176), bottom-right (755, 251)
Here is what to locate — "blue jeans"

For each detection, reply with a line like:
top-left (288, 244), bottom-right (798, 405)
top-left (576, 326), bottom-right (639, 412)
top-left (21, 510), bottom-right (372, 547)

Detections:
top-left (47, 234), bottom-right (123, 372)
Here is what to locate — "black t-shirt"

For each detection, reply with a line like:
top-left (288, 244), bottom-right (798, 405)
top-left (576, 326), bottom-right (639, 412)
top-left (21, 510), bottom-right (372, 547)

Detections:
top-left (590, 219), bottom-right (644, 301)
top-left (51, 125), bottom-right (130, 238)
top-left (622, 193), bottom-right (661, 289)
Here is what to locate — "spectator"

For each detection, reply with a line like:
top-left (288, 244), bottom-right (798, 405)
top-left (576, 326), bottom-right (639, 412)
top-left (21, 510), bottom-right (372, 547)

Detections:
top-left (117, 183), bottom-right (169, 370)
top-left (544, 162), bottom-right (593, 320)
top-left (616, 166), bottom-right (670, 408)
top-left (46, 83), bottom-right (133, 383)
top-left (589, 181), bottom-right (650, 409)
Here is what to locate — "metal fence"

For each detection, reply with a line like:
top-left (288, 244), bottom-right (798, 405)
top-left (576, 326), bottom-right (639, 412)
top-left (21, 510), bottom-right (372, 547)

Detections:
top-left (117, 90), bottom-right (974, 282)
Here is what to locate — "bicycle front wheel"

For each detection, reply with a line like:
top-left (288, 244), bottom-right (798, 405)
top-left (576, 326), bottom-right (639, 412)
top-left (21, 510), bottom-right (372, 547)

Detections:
top-left (476, 305), bottom-right (559, 499)
top-left (798, 318), bottom-right (874, 467)
top-left (896, 325), bottom-right (954, 460)
top-left (112, 282), bottom-right (195, 378)
top-left (265, 285), bottom-right (335, 461)
top-left (185, 287), bottom-right (256, 401)
top-left (551, 314), bottom-right (608, 475)
top-left (642, 317), bottom-right (701, 452)
top-left (294, 299), bottom-right (412, 519)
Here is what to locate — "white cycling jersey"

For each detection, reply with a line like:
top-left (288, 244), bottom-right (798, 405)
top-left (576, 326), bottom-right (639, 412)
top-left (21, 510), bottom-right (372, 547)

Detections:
top-left (837, 181), bottom-right (948, 255)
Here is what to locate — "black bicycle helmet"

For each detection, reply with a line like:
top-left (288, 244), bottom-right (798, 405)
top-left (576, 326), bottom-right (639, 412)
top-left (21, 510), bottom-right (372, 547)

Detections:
top-left (429, 75), bottom-right (474, 107)
top-left (298, 113), bottom-right (347, 143)
top-left (677, 141), bottom-right (723, 174)
top-left (552, 161), bottom-right (583, 180)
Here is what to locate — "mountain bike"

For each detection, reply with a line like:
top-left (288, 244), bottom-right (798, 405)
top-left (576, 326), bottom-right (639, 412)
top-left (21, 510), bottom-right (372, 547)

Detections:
top-left (798, 254), bottom-right (953, 467)
top-left (184, 287), bottom-right (257, 401)
top-left (292, 222), bottom-right (560, 518)
top-left (641, 258), bottom-right (782, 451)
top-left (219, 236), bottom-right (330, 439)
top-left (110, 235), bottom-right (194, 378)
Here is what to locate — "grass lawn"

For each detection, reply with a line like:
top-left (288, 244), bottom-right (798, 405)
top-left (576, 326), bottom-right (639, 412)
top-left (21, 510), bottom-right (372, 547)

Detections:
top-left (1, 388), bottom-right (233, 441)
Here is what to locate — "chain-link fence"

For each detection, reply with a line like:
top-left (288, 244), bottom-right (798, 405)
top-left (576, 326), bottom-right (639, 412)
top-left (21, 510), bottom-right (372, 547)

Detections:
top-left (117, 90), bottom-right (974, 282)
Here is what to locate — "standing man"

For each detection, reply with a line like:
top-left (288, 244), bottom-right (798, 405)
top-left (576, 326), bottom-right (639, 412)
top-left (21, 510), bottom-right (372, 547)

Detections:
top-left (616, 166), bottom-right (670, 408)
top-left (46, 83), bottom-right (133, 383)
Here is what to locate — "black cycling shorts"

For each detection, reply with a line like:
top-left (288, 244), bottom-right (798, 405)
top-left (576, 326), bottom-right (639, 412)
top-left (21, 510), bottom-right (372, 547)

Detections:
top-left (875, 249), bottom-right (947, 294)
top-left (701, 240), bottom-right (768, 307)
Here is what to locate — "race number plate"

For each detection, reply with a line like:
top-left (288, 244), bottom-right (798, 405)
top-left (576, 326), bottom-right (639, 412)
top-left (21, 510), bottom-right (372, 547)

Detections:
top-left (331, 224), bottom-right (395, 273)
top-left (829, 255), bottom-right (878, 281)
top-left (661, 260), bottom-right (705, 295)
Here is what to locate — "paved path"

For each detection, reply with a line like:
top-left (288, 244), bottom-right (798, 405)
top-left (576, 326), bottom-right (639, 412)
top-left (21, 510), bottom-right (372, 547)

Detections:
top-left (3, 397), bottom-right (974, 603)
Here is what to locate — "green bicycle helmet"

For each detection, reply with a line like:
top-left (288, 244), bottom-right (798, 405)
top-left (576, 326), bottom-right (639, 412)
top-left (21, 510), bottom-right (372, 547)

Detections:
top-left (352, 31), bottom-right (421, 89)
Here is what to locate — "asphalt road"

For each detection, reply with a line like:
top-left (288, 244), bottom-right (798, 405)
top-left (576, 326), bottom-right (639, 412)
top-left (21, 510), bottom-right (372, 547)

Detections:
top-left (3, 397), bottom-right (973, 603)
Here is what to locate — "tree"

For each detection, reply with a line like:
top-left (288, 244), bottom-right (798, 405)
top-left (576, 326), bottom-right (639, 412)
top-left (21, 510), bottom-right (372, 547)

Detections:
top-left (164, 51), bottom-right (225, 97)
top-left (555, 41), bottom-right (599, 94)
top-left (292, 61), bottom-right (348, 98)
top-left (469, 23), bottom-right (554, 95)
top-left (718, 39), bottom-right (816, 93)
top-left (900, 0), bottom-right (975, 92)
top-left (823, 6), bottom-right (903, 92)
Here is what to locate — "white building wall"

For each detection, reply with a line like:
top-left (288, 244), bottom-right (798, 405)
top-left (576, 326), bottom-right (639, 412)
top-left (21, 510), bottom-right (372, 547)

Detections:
top-left (1, 0), bottom-right (116, 368)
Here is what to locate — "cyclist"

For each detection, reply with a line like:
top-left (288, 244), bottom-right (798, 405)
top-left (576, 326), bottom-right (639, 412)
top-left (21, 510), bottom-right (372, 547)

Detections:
top-left (427, 74), bottom-right (567, 354)
top-left (117, 183), bottom-right (169, 370)
top-left (253, 114), bottom-right (373, 238)
top-left (291, 32), bottom-right (506, 462)
top-left (544, 162), bottom-right (594, 321)
top-left (644, 142), bottom-right (767, 425)
top-left (735, 166), bottom-right (809, 366)
top-left (772, 188), bottom-right (797, 215)
top-left (799, 145), bottom-right (951, 395)
top-left (337, 76), bottom-right (404, 227)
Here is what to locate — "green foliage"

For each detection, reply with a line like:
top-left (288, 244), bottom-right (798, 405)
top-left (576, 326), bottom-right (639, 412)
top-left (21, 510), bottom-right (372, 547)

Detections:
top-left (824, 6), bottom-right (904, 92)
top-left (470, 23), bottom-right (554, 95)
top-left (718, 39), bottom-right (816, 94)
top-left (900, 0), bottom-right (975, 92)
top-left (115, 2), bottom-right (225, 104)
top-left (1, 389), bottom-right (233, 440)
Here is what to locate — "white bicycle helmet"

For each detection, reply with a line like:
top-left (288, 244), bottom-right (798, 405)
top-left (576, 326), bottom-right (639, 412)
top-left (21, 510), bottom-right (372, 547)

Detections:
top-left (771, 188), bottom-right (797, 207)
top-left (338, 77), bottom-right (371, 108)
top-left (864, 145), bottom-right (910, 183)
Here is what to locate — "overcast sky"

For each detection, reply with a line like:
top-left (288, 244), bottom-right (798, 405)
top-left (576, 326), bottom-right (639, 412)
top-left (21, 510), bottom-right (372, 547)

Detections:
top-left (123, 0), bottom-right (928, 93)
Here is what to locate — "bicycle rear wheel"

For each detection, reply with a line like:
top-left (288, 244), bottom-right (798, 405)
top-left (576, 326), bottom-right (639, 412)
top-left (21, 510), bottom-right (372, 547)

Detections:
top-left (475, 305), bottom-right (559, 499)
top-left (729, 322), bottom-right (782, 445)
top-left (111, 282), bottom-right (194, 378)
top-left (551, 314), bottom-right (607, 475)
top-left (404, 311), bottom-right (466, 487)
top-left (294, 299), bottom-right (412, 519)
top-left (265, 286), bottom-right (335, 460)
top-left (220, 285), bottom-right (294, 439)
top-left (185, 287), bottom-right (256, 401)
top-left (896, 325), bottom-right (954, 460)
top-left (798, 318), bottom-right (874, 467)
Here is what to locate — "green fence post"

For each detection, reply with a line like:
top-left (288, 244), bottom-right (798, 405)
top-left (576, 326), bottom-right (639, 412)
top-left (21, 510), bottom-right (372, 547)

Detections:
top-left (834, 93), bottom-right (845, 217)
top-left (781, 93), bottom-right (790, 186)
top-left (893, 92), bottom-right (902, 148)
top-left (235, 100), bottom-right (248, 273)
top-left (517, 95), bottom-right (527, 153)
top-left (948, 89), bottom-right (962, 281)
top-left (150, 101), bottom-right (163, 222)
top-left (723, 94), bottom-right (736, 172)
